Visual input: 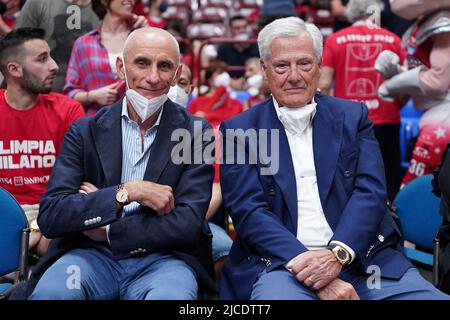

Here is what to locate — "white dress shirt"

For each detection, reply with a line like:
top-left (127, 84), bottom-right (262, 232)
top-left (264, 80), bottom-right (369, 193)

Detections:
top-left (273, 97), bottom-right (355, 261)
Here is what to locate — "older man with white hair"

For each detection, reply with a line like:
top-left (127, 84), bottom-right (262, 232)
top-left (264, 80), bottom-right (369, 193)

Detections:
top-left (17, 27), bottom-right (216, 300)
top-left (219, 16), bottom-right (449, 300)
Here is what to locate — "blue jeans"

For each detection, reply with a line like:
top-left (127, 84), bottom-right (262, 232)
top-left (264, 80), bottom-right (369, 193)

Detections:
top-left (29, 247), bottom-right (198, 300)
top-left (209, 222), bottom-right (233, 262)
top-left (251, 267), bottom-right (450, 300)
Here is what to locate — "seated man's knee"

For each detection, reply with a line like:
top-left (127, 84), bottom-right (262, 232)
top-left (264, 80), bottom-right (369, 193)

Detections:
top-left (145, 286), bottom-right (198, 300)
top-left (29, 281), bottom-right (84, 300)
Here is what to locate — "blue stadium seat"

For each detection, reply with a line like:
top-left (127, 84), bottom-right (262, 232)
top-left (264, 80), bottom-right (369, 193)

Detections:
top-left (0, 188), bottom-right (29, 300)
top-left (393, 175), bottom-right (441, 268)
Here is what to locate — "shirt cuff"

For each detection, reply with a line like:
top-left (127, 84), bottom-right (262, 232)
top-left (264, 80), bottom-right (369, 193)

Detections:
top-left (105, 224), bottom-right (111, 245)
top-left (330, 240), bottom-right (356, 264)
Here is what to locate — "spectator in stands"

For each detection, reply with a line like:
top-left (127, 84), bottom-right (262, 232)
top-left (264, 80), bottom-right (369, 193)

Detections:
top-left (0, 28), bottom-right (85, 257)
top-left (329, 0), bottom-right (412, 36)
top-left (189, 61), bottom-right (243, 128)
top-left (216, 15), bottom-right (259, 90)
top-left (167, 61), bottom-right (192, 108)
top-left (145, 0), bottom-right (167, 29)
top-left (258, 0), bottom-right (296, 31)
top-left (243, 57), bottom-right (271, 109)
top-left (167, 62), bottom-right (232, 283)
top-left (219, 16), bottom-right (449, 300)
top-left (15, 0), bottom-right (147, 93)
top-left (378, 0), bottom-right (450, 187)
top-left (0, 0), bottom-right (24, 35)
top-left (64, 0), bottom-right (148, 116)
top-left (0, 1), bottom-right (12, 35)
top-left (22, 27), bottom-right (216, 300)
top-left (319, 0), bottom-right (406, 202)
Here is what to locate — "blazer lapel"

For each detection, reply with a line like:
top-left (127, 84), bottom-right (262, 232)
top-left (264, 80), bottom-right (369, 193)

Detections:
top-left (91, 100), bottom-right (123, 186)
top-left (144, 100), bottom-right (187, 182)
top-left (312, 94), bottom-right (343, 223)
top-left (261, 101), bottom-right (298, 232)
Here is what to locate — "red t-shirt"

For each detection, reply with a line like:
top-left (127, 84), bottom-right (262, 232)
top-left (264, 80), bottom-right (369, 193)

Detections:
top-left (322, 25), bottom-right (406, 125)
top-left (0, 90), bottom-right (85, 204)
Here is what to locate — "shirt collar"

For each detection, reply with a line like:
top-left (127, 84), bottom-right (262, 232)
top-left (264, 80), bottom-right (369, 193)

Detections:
top-left (121, 97), bottom-right (163, 132)
top-left (273, 96), bottom-right (317, 136)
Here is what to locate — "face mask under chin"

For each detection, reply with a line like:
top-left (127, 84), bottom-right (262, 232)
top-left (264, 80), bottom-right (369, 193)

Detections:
top-left (122, 58), bottom-right (178, 122)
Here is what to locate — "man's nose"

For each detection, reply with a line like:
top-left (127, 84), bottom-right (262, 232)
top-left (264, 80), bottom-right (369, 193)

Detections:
top-left (145, 66), bottom-right (160, 84)
top-left (287, 65), bottom-right (302, 83)
top-left (49, 57), bottom-right (59, 73)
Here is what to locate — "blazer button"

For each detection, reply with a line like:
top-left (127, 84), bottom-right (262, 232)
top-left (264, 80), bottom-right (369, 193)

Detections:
top-left (247, 256), bottom-right (251, 263)
top-left (378, 234), bottom-right (385, 242)
top-left (344, 171), bottom-right (352, 177)
top-left (84, 220), bottom-right (89, 226)
top-left (96, 217), bottom-right (102, 223)
top-left (266, 259), bottom-right (271, 267)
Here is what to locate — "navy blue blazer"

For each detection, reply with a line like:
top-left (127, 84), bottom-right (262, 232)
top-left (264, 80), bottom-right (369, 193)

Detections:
top-left (15, 99), bottom-right (217, 298)
top-left (219, 93), bottom-right (412, 300)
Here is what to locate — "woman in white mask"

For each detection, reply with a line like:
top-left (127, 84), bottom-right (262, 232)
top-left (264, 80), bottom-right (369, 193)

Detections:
top-left (188, 61), bottom-right (242, 128)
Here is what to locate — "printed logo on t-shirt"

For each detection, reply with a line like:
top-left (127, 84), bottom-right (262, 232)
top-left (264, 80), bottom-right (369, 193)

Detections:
top-left (0, 140), bottom-right (56, 169)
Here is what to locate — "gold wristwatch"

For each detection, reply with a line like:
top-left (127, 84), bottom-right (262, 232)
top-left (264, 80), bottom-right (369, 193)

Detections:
top-left (115, 183), bottom-right (129, 210)
top-left (327, 243), bottom-right (351, 266)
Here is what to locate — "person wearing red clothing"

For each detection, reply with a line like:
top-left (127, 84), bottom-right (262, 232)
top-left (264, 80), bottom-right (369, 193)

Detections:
top-left (64, 0), bottom-right (148, 116)
top-left (320, 0), bottom-right (406, 201)
top-left (0, 28), bottom-right (85, 256)
top-left (189, 62), bottom-right (243, 128)
top-left (378, 0), bottom-right (450, 187)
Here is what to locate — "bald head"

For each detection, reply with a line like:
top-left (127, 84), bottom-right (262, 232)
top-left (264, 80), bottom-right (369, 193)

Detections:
top-left (123, 27), bottom-right (180, 65)
top-left (117, 27), bottom-right (183, 102)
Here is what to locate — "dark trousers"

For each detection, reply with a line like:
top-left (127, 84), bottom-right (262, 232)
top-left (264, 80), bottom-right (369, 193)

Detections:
top-left (374, 123), bottom-right (402, 202)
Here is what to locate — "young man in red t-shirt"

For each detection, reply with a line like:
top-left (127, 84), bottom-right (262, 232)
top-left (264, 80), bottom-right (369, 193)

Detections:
top-left (319, 0), bottom-right (406, 201)
top-left (0, 28), bottom-right (85, 256)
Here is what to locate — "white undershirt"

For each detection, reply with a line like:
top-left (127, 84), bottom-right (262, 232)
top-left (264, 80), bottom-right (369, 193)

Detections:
top-left (273, 97), bottom-right (355, 260)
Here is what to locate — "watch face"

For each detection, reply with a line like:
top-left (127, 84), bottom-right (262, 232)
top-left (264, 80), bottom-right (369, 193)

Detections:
top-left (337, 249), bottom-right (348, 261)
top-left (117, 191), bottom-right (127, 203)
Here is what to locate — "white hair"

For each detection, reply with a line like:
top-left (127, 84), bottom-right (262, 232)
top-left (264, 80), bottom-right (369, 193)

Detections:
top-left (345, 0), bottom-right (384, 23)
top-left (257, 17), bottom-right (323, 63)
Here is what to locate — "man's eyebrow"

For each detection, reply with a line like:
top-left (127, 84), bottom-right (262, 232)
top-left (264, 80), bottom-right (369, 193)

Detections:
top-left (134, 56), bottom-right (150, 63)
top-left (35, 51), bottom-right (48, 59)
top-left (158, 59), bottom-right (175, 67)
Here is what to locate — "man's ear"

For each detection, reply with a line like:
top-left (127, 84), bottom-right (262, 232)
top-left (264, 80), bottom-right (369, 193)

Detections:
top-left (6, 62), bottom-right (22, 78)
top-left (172, 63), bottom-right (182, 86)
top-left (260, 59), bottom-right (268, 80)
top-left (116, 56), bottom-right (125, 80)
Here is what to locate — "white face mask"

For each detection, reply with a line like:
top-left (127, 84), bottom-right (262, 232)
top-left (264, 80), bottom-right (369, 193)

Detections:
top-left (167, 84), bottom-right (190, 107)
top-left (122, 56), bottom-right (177, 123)
top-left (247, 74), bottom-right (263, 89)
top-left (213, 72), bottom-right (231, 88)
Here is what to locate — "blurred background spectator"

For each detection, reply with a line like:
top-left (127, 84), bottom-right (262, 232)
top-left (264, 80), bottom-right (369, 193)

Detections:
top-left (320, 0), bottom-right (406, 201)
top-left (63, 0), bottom-right (147, 115)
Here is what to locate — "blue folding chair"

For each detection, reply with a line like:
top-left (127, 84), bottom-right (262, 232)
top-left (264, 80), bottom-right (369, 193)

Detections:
top-left (0, 188), bottom-right (29, 300)
top-left (393, 175), bottom-right (442, 283)
top-left (399, 117), bottom-right (420, 169)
